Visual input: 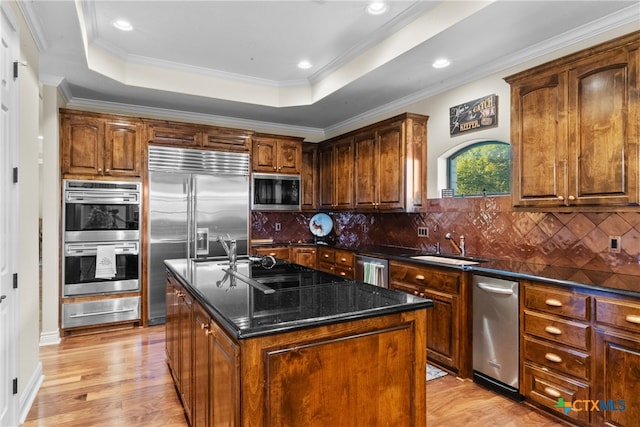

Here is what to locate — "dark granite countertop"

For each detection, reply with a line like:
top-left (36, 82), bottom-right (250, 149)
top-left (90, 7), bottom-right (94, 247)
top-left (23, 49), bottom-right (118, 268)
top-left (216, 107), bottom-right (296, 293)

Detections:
top-left (253, 242), bottom-right (640, 297)
top-left (165, 258), bottom-right (432, 339)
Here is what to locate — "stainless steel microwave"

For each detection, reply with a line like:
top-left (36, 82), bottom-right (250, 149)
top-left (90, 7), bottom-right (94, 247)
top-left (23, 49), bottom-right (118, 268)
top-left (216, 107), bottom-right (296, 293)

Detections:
top-left (252, 173), bottom-right (301, 211)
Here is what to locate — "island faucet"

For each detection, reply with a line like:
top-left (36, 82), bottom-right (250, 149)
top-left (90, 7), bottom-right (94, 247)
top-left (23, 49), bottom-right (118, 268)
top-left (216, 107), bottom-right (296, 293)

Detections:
top-left (217, 234), bottom-right (237, 265)
top-left (445, 232), bottom-right (465, 257)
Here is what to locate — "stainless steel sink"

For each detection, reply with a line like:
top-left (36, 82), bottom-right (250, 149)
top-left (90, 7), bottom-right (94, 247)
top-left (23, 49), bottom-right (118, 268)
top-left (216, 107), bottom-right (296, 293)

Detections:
top-left (409, 255), bottom-right (480, 266)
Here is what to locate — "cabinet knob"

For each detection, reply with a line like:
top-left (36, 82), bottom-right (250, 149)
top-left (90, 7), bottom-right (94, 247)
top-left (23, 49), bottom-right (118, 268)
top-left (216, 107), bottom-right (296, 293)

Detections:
top-left (340, 257), bottom-right (346, 262)
top-left (544, 352), bottom-right (563, 363)
top-left (557, 195), bottom-right (564, 201)
top-left (415, 275), bottom-right (425, 281)
top-left (105, 168), bottom-right (110, 173)
top-left (568, 195), bottom-right (576, 201)
top-left (544, 298), bottom-right (563, 307)
top-left (544, 325), bottom-right (562, 335)
top-left (413, 291), bottom-right (419, 296)
top-left (98, 168), bottom-right (103, 173)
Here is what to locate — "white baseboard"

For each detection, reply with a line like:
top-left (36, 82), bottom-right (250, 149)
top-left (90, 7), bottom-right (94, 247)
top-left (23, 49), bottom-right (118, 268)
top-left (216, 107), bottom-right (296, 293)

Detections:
top-left (18, 361), bottom-right (44, 425)
top-left (39, 329), bottom-right (61, 346)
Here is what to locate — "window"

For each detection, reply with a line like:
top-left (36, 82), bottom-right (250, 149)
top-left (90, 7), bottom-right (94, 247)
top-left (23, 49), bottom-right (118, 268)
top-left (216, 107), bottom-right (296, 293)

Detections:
top-left (447, 141), bottom-right (511, 196)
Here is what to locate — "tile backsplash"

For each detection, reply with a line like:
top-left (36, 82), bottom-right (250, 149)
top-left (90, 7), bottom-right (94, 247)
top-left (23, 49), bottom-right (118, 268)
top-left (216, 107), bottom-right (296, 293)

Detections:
top-left (251, 196), bottom-right (640, 275)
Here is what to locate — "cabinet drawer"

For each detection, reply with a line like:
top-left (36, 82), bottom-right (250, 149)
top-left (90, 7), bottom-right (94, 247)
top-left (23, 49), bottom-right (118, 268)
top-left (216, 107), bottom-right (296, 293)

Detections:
top-left (522, 363), bottom-right (590, 425)
top-left (524, 311), bottom-right (591, 351)
top-left (334, 266), bottom-right (354, 279)
top-left (523, 336), bottom-right (590, 381)
top-left (595, 296), bottom-right (640, 335)
top-left (318, 247), bottom-right (335, 263)
top-left (334, 250), bottom-right (353, 267)
top-left (524, 283), bottom-right (590, 320)
top-left (147, 122), bottom-right (201, 147)
top-left (390, 262), bottom-right (459, 294)
top-left (253, 246), bottom-right (289, 260)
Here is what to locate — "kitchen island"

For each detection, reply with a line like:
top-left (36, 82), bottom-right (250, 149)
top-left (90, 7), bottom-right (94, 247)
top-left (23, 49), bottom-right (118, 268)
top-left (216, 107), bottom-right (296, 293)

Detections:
top-left (165, 258), bottom-right (432, 427)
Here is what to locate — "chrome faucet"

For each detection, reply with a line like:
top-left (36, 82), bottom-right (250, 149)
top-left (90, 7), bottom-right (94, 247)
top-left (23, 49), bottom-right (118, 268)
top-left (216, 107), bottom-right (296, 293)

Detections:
top-left (445, 232), bottom-right (465, 257)
top-left (217, 234), bottom-right (237, 265)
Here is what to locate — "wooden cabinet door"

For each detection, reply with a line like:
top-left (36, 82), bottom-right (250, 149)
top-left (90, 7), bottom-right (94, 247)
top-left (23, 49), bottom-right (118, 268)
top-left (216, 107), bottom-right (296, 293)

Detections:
top-left (376, 122), bottom-right (404, 209)
top-left (252, 136), bottom-right (279, 172)
top-left (510, 72), bottom-right (568, 207)
top-left (166, 275), bottom-right (179, 381)
top-left (202, 127), bottom-right (251, 152)
top-left (354, 131), bottom-right (377, 209)
top-left (594, 330), bottom-right (640, 426)
top-left (210, 321), bottom-right (240, 427)
top-left (276, 139), bottom-right (301, 174)
top-left (146, 121), bottom-right (201, 147)
top-left (301, 144), bottom-right (317, 210)
top-left (61, 115), bottom-right (104, 176)
top-left (318, 144), bottom-right (335, 209)
top-left (568, 47), bottom-right (638, 206)
top-left (423, 289), bottom-right (458, 371)
top-left (193, 303), bottom-right (210, 427)
top-left (178, 288), bottom-right (193, 423)
top-left (333, 137), bottom-right (354, 210)
top-left (104, 120), bottom-right (141, 177)
top-left (291, 247), bottom-right (316, 268)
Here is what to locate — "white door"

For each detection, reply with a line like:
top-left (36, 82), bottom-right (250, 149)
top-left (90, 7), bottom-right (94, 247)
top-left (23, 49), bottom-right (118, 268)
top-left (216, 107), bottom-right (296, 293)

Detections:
top-left (0, 3), bottom-right (19, 426)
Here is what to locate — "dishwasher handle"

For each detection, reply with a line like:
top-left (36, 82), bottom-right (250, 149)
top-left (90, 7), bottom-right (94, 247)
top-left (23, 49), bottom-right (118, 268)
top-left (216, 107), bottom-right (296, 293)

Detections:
top-left (476, 282), bottom-right (515, 295)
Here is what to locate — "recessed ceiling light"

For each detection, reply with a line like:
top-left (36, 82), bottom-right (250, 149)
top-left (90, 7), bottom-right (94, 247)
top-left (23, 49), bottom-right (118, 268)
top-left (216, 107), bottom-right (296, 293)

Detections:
top-left (367, 2), bottom-right (388, 15)
top-left (432, 58), bottom-right (451, 69)
top-left (113, 19), bottom-right (133, 32)
top-left (297, 60), bottom-right (312, 70)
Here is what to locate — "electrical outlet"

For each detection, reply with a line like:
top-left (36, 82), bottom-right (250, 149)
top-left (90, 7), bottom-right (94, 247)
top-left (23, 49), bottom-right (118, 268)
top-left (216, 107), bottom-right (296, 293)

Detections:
top-left (275, 223), bottom-right (281, 232)
top-left (418, 227), bottom-right (429, 237)
top-left (609, 236), bottom-right (621, 253)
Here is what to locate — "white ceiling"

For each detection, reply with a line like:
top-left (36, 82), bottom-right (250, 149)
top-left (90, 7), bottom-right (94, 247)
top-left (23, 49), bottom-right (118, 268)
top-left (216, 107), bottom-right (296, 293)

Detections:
top-left (19, 0), bottom-right (640, 138)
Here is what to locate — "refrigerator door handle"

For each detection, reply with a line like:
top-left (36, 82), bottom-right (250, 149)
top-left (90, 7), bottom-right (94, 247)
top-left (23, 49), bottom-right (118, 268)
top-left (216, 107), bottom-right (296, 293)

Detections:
top-left (186, 176), bottom-right (194, 260)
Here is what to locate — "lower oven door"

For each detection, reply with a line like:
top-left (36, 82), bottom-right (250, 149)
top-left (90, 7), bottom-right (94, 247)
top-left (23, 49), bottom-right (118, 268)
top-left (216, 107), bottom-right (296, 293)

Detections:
top-left (63, 241), bottom-right (140, 296)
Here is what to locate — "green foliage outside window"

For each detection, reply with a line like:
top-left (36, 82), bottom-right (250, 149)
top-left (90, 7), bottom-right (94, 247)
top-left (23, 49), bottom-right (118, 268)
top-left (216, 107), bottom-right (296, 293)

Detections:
top-left (448, 142), bottom-right (511, 196)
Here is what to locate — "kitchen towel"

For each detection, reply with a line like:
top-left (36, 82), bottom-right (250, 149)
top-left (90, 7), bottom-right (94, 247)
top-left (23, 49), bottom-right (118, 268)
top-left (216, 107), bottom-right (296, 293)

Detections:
top-left (363, 262), bottom-right (384, 286)
top-left (95, 245), bottom-right (117, 279)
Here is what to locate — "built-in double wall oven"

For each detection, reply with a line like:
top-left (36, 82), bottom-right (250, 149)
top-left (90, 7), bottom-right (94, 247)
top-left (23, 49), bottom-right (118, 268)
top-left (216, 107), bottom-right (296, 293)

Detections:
top-left (61, 180), bottom-right (141, 329)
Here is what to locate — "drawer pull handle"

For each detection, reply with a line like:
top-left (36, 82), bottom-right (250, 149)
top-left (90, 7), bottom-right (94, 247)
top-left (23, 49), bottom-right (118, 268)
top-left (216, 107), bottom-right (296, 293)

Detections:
top-left (544, 325), bottom-right (562, 335)
top-left (545, 298), bottom-right (563, 307)
top-left (415, 275), bottom-right (425, 281)
top-left (544, 353), bottom-right (563, 363)
top-left (625, 314), bottom-right (640, 325)
top-left (543, 386), bottom-right (561, 398)
top-left (340, 257), bottom-right (347, 262)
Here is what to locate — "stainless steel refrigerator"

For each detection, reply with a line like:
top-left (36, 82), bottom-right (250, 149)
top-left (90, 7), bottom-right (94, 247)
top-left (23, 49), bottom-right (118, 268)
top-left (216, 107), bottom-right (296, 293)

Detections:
top-left (147, 146), bottom-right (250, 325)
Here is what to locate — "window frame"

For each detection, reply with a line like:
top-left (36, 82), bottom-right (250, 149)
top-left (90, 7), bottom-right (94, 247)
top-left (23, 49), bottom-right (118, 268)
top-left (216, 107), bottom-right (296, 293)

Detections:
top-left (446, 140), bottom-right (511, 197)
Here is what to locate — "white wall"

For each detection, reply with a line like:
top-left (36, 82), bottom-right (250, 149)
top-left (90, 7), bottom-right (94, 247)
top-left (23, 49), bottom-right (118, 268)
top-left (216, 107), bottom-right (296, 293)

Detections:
top-left (39, 84), bottom-right (61, 346)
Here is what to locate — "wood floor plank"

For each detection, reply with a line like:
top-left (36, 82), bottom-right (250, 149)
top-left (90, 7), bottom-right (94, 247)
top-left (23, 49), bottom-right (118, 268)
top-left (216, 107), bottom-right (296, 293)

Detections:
top-left (24, 325), bottom-right (567, 426)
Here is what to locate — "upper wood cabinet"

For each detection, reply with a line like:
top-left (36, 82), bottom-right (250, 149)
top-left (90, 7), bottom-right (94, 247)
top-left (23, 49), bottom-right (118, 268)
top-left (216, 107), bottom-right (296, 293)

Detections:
top-left (60, 109), bottom-right (143, 178)
top-left (252, 134), bottom-right (303, 174)
top-left (321, 113), bottom-right (428, 212)
top-left (506, 32), bottom-right (639, 210)
top-left (318, 136), bottom-right (355, 210)
top-left (301, 143), bottom-right (318, 211)
top-left (145, 119), bottom-right (251, 152)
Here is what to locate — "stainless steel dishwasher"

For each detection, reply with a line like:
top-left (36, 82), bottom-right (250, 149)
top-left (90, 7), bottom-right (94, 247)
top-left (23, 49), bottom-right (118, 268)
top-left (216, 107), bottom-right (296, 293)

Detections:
top-left (472, 275), bottom-right (522, 401)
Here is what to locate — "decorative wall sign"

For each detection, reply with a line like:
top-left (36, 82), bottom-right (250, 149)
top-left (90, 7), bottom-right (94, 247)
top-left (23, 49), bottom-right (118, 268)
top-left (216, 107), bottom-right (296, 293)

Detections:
top-left (449, 94), bottom-right (497, 135)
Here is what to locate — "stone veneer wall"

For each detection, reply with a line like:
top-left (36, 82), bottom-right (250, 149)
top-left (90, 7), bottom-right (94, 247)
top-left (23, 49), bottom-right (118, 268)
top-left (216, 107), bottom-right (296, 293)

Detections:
top-left (251, 196), bottom-right (640, 275)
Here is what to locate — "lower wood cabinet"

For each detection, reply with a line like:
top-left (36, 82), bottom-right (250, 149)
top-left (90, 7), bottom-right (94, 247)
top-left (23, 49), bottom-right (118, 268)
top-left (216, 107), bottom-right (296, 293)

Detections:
top-left (251, 245), bottom-right (290, 261)
top-left (389, 260), bottom-right (471, 378)
top-left (166, 268), bottom-right (427, 426)
top-left (521, 280), bottom-right (640, 426)
top-left (316, 247), bottom-right (354, 278)
top-left (290, 246), bottom-right (317, 268)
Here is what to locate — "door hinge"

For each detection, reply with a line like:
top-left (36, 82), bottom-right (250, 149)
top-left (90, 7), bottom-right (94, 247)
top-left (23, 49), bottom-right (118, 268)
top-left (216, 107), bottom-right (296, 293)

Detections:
top-left (13, 378), bottom-right (18, 394)
top-left (13, 167), bottom-right (18, 183)
top-left (13, 273), bottom-right (18, 289)
top-left (13, 61), bottom-right (18, 79)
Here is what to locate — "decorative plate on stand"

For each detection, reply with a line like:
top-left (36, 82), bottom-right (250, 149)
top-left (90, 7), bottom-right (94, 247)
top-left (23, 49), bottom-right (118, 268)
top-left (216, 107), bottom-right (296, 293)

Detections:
top-left (309, 213), bottom-right (333, 237)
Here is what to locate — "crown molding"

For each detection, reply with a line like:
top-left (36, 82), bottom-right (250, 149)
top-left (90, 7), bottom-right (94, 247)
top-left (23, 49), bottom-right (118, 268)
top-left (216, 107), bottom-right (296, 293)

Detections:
top-left (65, 97), bottom-right (327, 141)
top-left (16, 0), bottom-right (48, 52)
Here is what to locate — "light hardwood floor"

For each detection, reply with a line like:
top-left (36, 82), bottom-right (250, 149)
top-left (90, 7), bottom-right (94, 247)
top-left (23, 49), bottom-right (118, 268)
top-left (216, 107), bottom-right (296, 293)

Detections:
top-left (23, 326), bottom-right (565, 427)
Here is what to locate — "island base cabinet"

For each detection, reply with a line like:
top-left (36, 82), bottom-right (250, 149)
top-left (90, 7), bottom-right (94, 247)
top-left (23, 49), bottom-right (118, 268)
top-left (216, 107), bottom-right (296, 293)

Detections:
top-left (240, 311), bottom-right (427, 426)
top-left (594, 330), bottom-right (640, 427)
